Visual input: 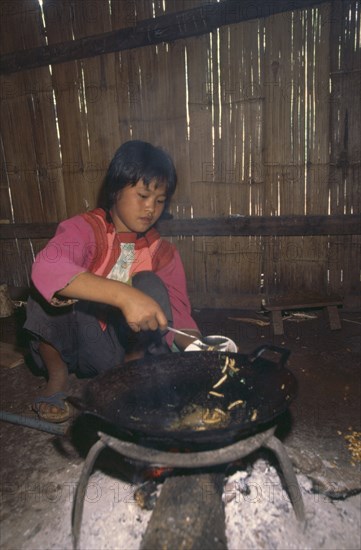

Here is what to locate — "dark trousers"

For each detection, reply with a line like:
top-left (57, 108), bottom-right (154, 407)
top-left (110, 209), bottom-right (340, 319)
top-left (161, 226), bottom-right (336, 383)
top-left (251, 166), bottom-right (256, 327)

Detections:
top-left (24, 272), bottom-right (173, 377)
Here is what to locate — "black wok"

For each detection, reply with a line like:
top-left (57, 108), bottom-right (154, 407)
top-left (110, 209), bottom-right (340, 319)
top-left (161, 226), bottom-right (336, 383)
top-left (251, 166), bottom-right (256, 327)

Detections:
top-left (78, 345), bottom-right (297, 451)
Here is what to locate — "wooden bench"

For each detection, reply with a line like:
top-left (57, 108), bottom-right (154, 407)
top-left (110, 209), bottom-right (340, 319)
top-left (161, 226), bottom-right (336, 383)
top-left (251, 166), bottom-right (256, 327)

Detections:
top-left (264, 294), bottom-right (343, 336)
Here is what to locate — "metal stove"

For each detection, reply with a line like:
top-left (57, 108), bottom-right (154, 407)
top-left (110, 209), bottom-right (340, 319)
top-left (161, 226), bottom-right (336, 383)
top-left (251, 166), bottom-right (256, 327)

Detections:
top-left (72, 425), bottom-right (305, 549)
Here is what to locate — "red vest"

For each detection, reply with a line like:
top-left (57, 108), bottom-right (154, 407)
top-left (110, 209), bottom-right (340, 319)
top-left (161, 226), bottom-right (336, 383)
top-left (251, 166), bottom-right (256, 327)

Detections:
top-left (80, 208), bottom-right (175, 277)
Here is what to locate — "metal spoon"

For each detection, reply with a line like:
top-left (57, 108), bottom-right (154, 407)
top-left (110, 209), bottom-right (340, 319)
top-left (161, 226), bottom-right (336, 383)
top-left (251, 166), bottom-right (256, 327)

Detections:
top-left (166, 327), bottom-right (228, 350)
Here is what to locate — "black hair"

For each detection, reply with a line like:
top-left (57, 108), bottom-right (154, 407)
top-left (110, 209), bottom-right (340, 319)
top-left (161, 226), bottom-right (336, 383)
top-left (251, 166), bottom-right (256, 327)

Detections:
top-left (98, 140), bottom-right (177, 215)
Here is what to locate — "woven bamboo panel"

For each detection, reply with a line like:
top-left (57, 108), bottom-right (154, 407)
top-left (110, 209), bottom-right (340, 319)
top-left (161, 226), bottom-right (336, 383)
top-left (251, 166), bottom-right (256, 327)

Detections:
top-left (1, 239), bottom-right (33, 287)
top-left (0, 139), bottom-right (12, 222)
top-left (0, 0), bottom-right (66, 222)
top-left (0, 0), bottom-right (43, 54)
top-left (0, 0), bottom-right (359, 305)
top-left (326, 0), bottom-right (361, 297)
top-left (71, 0), bottom-right (121, 181)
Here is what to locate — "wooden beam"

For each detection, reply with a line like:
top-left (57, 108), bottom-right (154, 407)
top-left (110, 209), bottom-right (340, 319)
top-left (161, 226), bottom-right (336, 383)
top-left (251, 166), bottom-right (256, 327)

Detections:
top-left (0, 223), bottom-right (58, 239)
top-left (0, 214), bottom-right (359, 239)
top-left (158, 214), bottom-right (361, 237)
top-left (0, 0), bottom-right (330, 74)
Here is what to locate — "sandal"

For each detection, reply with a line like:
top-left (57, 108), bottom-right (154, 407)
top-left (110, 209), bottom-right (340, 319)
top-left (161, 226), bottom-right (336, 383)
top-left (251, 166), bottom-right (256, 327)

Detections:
top-left (32, 391), bottom-right (72, 423)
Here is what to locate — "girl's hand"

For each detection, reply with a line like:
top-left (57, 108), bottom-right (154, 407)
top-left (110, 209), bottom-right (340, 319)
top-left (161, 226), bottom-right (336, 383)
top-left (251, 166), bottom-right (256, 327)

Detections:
top-left (120, 286), bottom-right (168, 332)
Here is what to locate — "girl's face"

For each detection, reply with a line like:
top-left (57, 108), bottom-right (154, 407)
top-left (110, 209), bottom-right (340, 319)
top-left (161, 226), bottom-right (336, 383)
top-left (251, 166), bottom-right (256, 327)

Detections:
top-left (110, 179), bottom-right (167, 233)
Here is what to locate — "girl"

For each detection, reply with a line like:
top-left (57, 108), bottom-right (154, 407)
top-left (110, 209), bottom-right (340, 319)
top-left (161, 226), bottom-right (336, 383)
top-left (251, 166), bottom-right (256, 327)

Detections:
top-left (25, 140), bottom-right (200, 422)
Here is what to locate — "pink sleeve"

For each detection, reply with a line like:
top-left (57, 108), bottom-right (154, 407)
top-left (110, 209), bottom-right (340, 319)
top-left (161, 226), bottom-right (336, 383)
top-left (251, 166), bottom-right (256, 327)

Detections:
top-left (31, 216), bottom-right (96, 302)
top-left (156, 249), bottom-right (199, 346)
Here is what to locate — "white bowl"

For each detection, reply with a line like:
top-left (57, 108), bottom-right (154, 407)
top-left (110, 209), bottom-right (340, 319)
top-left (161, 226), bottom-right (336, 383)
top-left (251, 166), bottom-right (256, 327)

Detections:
top-left (185, 334), bottom-right (238, 353)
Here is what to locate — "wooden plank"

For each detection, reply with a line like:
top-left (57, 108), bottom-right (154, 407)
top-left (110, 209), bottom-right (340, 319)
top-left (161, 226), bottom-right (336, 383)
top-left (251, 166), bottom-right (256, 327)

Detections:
top-left (265, 298), bottom-right (343, 310)
top-left (0, 0), bottom-right (331, 75)
top-left (0, 214), bottom-right (360, 240)
top-left (140, 472), bottom-right (227, 550)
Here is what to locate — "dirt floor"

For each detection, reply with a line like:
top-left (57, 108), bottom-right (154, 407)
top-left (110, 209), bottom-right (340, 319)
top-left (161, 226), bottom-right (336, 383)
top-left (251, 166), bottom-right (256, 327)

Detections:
top-left (0, 305), bottom-right (360, 549)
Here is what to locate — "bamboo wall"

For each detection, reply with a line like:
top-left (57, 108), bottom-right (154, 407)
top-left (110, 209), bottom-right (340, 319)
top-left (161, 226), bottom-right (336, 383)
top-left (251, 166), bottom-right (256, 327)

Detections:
top-left (0, 0), bottom-right (360, 307)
